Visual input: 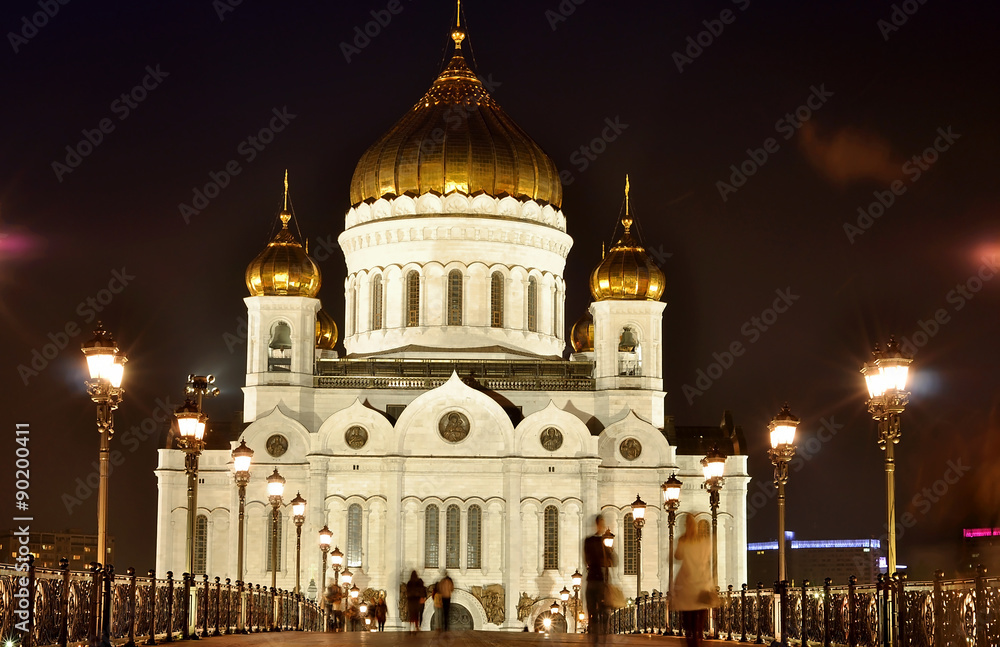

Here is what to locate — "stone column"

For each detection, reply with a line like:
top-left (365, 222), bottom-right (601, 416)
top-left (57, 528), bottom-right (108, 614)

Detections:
top-left (503, 459), bottom-right (524, 630)
top-left (384, 458), bottom-right (404, 629)
top-left (308, 458), bottom-right (329, 590)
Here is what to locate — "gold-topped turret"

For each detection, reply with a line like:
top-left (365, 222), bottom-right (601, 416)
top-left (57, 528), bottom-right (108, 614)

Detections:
top-left (589, 177), bottom-right (665, 301)
top-left (349, 8), bottom-right (562, 209)
top-left (245, 172), bottom-right (321, 297)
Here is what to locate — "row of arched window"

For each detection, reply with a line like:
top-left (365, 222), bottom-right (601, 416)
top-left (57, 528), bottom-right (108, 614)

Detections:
top-left (425, 504), bottom-right (483, 569)
top-left (353, 270), bottom-right (558, 334)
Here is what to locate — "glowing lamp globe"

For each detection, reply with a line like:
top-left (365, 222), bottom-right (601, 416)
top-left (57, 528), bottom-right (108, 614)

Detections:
top-left (232, 439), bottom-right (253, 473)
top-left (266, 468), bottom-right (285, 498)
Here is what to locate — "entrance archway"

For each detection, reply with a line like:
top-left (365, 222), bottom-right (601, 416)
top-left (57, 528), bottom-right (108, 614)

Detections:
top-left (431, 602), bottom-right (474, 631)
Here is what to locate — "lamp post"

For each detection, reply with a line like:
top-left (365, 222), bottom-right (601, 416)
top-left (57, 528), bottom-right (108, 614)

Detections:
top-left (319, 525), bottom-right (332, 594)
top-left (291, 493), bottom-right (306, 595)
top-left (80, 323), bottom-right (127, 569)
top-left (630, 494), bottom-right (646, 609)
top-left (560, 587), bottom-right (570, 625)
top-left (176, 375), bottom-right (219, 577)
top-left (861, 337), bottom-right (912, 577)
top-left (349, 584), bottom-right (360, 631)
top-left (231, 439), bottom-right (253, 633)
top-left (266, 468), bottom-right (285, 631)
top-left (330, 547), bottom-right (343, 595)
top-left (571, 570), bottom-right (582, 633)
top-left (702, 445), bottom-right (726, 585)
top-left (661, 473), bottom-right (682, 634)
top-left (768, 404), bottom-right (799, 584)
top-left (550, 600), bottom-right (561, 633)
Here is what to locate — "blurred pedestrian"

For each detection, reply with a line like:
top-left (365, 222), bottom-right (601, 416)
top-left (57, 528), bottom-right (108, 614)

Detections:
top-left (375, 594), bottom-right (387, 631)
top-left (438, 572), bottom-right (454, 631)
top-left (406, 570), bottom-right (425, 633)
top-left (584, 514), bottom-right (612, 644)
top-left (672, 513), bottom-right (715, 647)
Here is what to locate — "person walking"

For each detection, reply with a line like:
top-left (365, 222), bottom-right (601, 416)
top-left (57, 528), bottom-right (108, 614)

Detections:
top-left (584, 514), bottom-right (613, 644)
top-left (375, 594), bottom-right (387, 631)
top-left (438, 572), bottom-right (454, 631)
top-left (406, 570), bottom-right (425, 633)
top-left (672, 513), bottom-right (715, 647)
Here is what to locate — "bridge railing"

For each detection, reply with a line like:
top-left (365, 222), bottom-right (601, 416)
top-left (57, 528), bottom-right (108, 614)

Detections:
top-left (608, 567), bottom-right (999, 647)
top-left (1, 557), bottom-right (325, 647)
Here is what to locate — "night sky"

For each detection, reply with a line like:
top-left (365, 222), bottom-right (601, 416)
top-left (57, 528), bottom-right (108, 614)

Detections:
top-left (2, 1), bottom-right (997, 578)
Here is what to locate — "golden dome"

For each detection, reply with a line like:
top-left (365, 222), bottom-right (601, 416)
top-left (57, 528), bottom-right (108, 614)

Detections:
top-left (349, 27), bottom-right (562, 209)
top-left (245, 173), bottom-right (321, 297)
top-left (589, 181), bottom-right (665, 301)
top-left (570, 310), bottom-right (594, 353)
top-left (315, 308), bottom-right (337, 350)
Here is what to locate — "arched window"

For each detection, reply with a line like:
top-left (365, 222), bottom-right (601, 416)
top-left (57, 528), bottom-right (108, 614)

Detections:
top-left (193, 514), bottom-right (208, 574)
top-left (447, 270), bottom-right (463, 326)
top-left (543, 505), bottom-right (559, 570)
top-left (467, 505), bottom-right (482, 569)
top-left (371, 274), bottom-right (383, 330)
top-left (266, 512), bottom-right (282, 572)
top-left (553, 286), bottom-right (560, 338)
top-left (425, 505), bottom-right (439, 569)
top-left (268, 321), bottom-right (292, 372)
top-left (346, 504), bottom-right (362, 568)
top-left (618, 326), bottom-right (641, 376)
top-left (446, 505), bottom-right (461, 568)
top-left (623, 513), bottom-right (637, 575)
top-left (351, 282), bottom-right (358, 336)
top-left (527, 276), bottom-right (538, 332)
top-left (406, 271), bottom-right (420, 327)
top-left (490, 272), bottom-right (504, 328)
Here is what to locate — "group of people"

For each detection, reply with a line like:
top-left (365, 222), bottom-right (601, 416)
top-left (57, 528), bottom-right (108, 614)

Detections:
top-left (322, 582), bottom-right (388, 632)
top-left (585, 512), bottom-right (714, 646)
top-left (405, 570), bottom-right (454, 632)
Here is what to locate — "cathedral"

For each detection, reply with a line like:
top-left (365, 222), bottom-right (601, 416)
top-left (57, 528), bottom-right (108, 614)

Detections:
top-left (154, 14), bottom-right (749, 632)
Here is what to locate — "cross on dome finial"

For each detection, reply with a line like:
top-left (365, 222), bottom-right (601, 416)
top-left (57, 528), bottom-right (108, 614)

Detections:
top-left (280, 170), bottom-right (291, 228)
top-left (451, 0), bottom-right (466, 49)
top-left (622, 174), bottom-right (633, 234)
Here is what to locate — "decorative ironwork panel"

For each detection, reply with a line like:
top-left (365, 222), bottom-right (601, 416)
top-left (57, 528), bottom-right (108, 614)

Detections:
top-left (110, 576), bottom-right (131, 639)
top-left (30, 570), bottom-right (63, 646)
top-left (788, 589), bottom-right (802, 640)
top-left (67, 573), bottom-right (95, 642)
top-left (855, 590), bottom-right (880, 647)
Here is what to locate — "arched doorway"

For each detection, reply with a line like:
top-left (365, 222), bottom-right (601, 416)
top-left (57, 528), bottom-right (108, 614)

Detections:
top-left (431, 602), bottom-right (474, 631)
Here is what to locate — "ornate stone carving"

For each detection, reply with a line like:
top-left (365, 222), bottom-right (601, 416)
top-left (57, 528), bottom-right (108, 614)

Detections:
top-left (265, 434), bottom-right (288, 457)
top-left (619, 437), bottom-right (642, 461)
top-left (399, 583), bottom-right (408, 619)
top-left (540, 427), bottom-right (563, 451)
top-left (517, 592), bottom-right (537, 622)
top-left (470, 584), bottom-right (505, 625)
top-left (345, 425), bottom-right (368, 449)
top-left (439, 411), bottom-right (470, 442)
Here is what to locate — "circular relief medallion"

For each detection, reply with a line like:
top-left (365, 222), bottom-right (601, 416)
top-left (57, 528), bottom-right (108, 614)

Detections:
top-left (619, 437), bottom-right (642, 461)
top-left (265, 434), bottom-right (288, 457)
top-left (540, 427), bottom-right (563, 451)
top-left (344, 425), bottom-right (368, 450)
top-left (438, 411), bottom-right (470, 443)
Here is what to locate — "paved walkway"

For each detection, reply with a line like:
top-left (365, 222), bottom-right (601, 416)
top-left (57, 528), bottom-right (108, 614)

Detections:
top-left (188, 631), bottom-right (727, 647)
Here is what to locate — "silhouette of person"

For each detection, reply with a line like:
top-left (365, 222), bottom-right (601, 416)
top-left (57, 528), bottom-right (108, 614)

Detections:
top-left (673, 513), bottom-right (715, 647)
top-left (406, 570), bottom-right (425, 633)
top-left (438, 572), bottom-right (454, 631)
top-left (584, 514), bottom-right (613, 644)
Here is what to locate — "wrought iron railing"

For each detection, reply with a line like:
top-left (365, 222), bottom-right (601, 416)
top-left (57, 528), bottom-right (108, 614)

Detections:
top-left (608, 568), bottom-right (1000, 647)
top-left (1, 557), bottom-right (326, 647)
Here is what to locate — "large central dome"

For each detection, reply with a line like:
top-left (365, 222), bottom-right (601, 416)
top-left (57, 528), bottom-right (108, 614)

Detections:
top-left (349, 32), bottom-right (562, 209)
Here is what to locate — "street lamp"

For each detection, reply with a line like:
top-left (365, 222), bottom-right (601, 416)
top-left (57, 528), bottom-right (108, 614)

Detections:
top-left (330, 546), bottom-right (344, 595)
top-left (571, 570), bottom-right (583, 633)
top-left (266, 467), bottom-right (285, 631)
top-left (701, 445), bottom-right (726, 587)
top-left (176, 374), bottom-right (219, 578)
top-left (861, 337), bottom-right (912, 576)
top-left (319, 526), bottom-right (332, 597)
top-left (80, 323), bottom-right (127, 568)
top-left (630, 494), bottom-right (646, 606)
top-left (291, 492), bottom-right (306, 596)
top-left (768, 404), bottom-right (799, 584)
top-left (550, 600), bottom-right (561, 633)
top-left (231, 439), bottom-right (253, 633)
top-left (560, 586), bottom-right (570, 620)
top-left (661, 473), bottom-right (682, 634)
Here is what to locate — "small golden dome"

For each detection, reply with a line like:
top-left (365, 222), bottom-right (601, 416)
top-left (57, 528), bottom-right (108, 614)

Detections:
top-left (315, 308), bottom-right (337, 350)
top-left (589, 178), bottom-right (665, 301)
top-left (349, 29), bottom-right (562, 209)
top-left (570, 310), bottom-right (594, 353)
top-left (245, 173), bottom-right (321, 297)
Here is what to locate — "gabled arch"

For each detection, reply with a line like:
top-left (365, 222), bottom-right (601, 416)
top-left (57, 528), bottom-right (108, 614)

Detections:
top-left (514, 402), bottom-right (595, 457)
top-left (597, 410), bottom-right (674, 467)
top-left (315, 399), bottom-right (393, 455)
top-left (240, 405), bottom-right (312, 463)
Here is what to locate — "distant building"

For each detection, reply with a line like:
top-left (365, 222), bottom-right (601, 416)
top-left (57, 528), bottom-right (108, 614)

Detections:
top-left (1, 528), bottom-right (114, 571)
top-left (748, 535), bottom-right (883, 586)
top-left (960, 528), bottom-right (1000, 575)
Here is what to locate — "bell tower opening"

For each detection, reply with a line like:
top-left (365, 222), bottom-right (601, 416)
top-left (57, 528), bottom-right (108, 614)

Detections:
top-left (618, 326), bottom-right (641, 376)
top-left (268, 321), bottom-right (292, 372)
